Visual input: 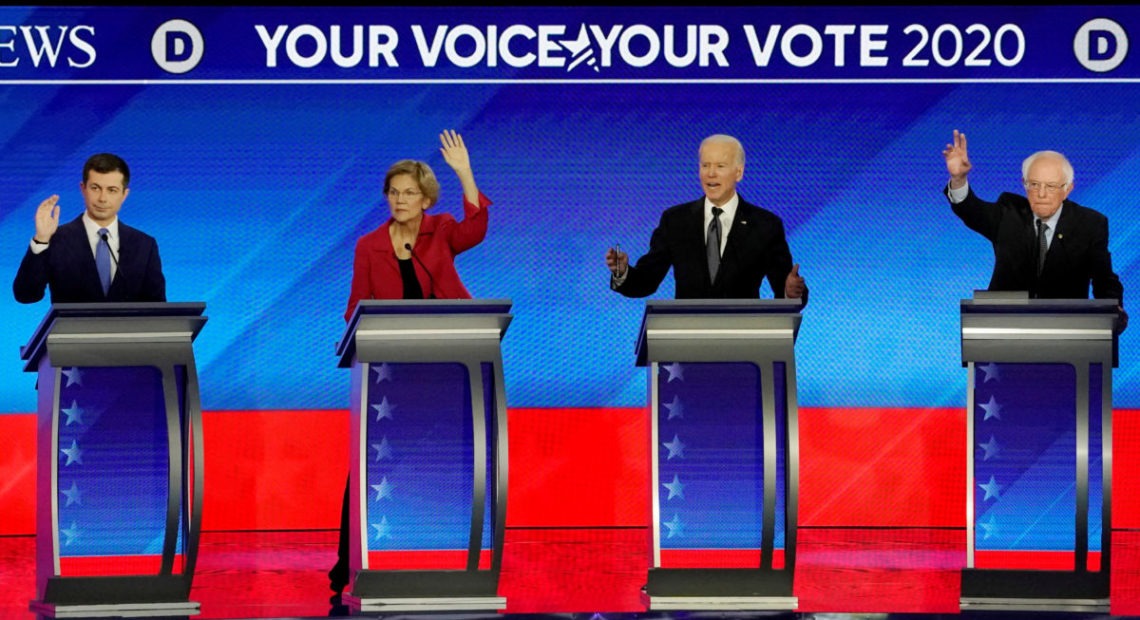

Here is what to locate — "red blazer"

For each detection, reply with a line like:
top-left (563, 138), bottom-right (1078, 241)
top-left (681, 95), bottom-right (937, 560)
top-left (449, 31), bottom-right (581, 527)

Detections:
top-left (345, 192), bottom-right (490, 322)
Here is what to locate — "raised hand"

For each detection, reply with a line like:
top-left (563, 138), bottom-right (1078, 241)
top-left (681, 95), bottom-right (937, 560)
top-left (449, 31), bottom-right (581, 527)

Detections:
top-left (943, 129), bottom-right (972, 187)
top-left (440, 129), bottom-right (479, 205)
top-left (439, 129), bottom-right (471, 173)
top-left (34, 194), bottom-right (60, 243)
top-left (784, 263), bottom-right (806, 299)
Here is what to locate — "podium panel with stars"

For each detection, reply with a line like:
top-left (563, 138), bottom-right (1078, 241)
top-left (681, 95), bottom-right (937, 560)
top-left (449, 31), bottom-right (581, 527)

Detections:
top-left (959, 295), bottom-right (1119, 612)
top-left (635, 299), bottom-right (803, 611)
top-left (336, 300), bottom-right (512, 613)
top-left (19, 303), bottom-right (208, 618)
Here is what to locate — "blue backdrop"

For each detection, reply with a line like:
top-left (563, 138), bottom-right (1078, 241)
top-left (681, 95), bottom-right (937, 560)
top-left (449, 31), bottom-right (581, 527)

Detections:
top-left (3, 6), bottom-right (1140, 413)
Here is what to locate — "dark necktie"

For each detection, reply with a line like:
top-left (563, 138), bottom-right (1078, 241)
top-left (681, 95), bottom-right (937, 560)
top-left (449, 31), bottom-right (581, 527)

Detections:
top-left (96, 228), bottom-right (112, 295)
top-left (707, 207), bottom-right (723, 281)
top-left (1035, 220), bottom-right (1049, 277)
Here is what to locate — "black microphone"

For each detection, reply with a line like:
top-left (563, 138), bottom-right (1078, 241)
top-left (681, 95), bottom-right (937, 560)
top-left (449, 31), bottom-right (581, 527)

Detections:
top-left (98, 229), bottom-right (123, 294)
top-left (98, 229), bottom-right (119, 269)
top-left (404, 243), bottom-right (437, 299)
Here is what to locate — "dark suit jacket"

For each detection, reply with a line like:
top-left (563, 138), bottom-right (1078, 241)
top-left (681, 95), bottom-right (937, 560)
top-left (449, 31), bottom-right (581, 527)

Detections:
top-left (13, 215), bottom-right (166, 304)
top-left (949, 187), bottom-right (1123, 303)
top-left (614, 196), bottom-right (805, 301)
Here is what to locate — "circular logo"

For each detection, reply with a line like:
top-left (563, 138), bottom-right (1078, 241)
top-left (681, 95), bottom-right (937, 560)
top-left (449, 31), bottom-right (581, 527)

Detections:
top-left (151, 19), bottom-right (204, 74)
top-left (1074, 18), bottom-right (1128, 73)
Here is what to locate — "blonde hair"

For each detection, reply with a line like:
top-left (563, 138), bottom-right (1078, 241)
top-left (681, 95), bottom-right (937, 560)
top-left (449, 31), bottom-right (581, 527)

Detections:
top-left (384, 159), bottom-right (440, 207)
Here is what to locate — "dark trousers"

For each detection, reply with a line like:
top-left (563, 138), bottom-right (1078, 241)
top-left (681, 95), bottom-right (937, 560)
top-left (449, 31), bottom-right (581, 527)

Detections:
top-left (328, 475), bottom-right (350, 593)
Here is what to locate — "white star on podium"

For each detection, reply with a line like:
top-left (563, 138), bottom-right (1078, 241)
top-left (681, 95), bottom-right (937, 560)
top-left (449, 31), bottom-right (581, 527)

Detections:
top-left (979, 475), bottom-right (1003, 501)
top-left (62, 400), bottom-right (85, 426)
top-left (372, 516), bottom-right (393, 540)
top-left (373, 437), bottom-right (393, 461)
top-left (61, 482), bottom-right (83, 506)
top-left (979, 395), bottom-right (1002, 421)
top-left (62, 368), bottom-right (83, 387)
top-left (979, 435), bottom-right (1000, 461)
top-left (664, 514), bottom-right (686, 538)
top-left (61, 440), bottom-right (83, 466)
top-left (61, 521), bottom-right (80, 546)
top-left (663, 434), bottom-right (686, 460)
top-left (371, 477), bottom-right (395, 500)
top-left (663, 474), bottom-right (685, 500)
top-left (372, 363), bottom-right (393, 383)
top-left (372, 397), bottom-right (396, 421)
top-left (662, 363), bottom-right (684, 382)
top-left (979, 363), bottom-right (1001, 383)
top-left (664, 395), bottom-right (684, 420)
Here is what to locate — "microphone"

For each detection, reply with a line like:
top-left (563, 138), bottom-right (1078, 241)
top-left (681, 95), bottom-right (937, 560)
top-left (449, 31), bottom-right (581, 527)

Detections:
top-left (404, 243), bottom-right (436, 299)
top-left (98, 229), bottom-right (119, 269)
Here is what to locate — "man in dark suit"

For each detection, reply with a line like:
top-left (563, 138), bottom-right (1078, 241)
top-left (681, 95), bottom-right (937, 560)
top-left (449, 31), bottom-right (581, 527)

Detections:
top-left (13, 153), bottom-right (165, 304)
top-left (942, 129), bottom-right (1126, 331)
top-left (605, 134), bottom-right (807, 301)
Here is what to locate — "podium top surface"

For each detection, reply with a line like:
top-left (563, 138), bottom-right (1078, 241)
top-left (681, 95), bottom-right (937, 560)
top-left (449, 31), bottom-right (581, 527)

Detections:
top-left (636, 298), bottom-right (804, 366)
top-left (642, 298), bottom-right (805, 315)
top-left (960, 296), bottom-right (1121, 314)
top-left (337, 299), bottom-right (513, 367)
top-left (20, 302), bottom-right (208, 368)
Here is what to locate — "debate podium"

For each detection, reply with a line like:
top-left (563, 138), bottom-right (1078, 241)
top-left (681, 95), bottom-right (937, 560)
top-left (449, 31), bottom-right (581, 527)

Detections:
top-left (335, 299), bottom-right (512, 613)
top-left (959, 293), bottom-right (1119, 612)
top-left (636, 299), bottom-right (802, 611)
top-left (20, 302), bottom-right (208, 618)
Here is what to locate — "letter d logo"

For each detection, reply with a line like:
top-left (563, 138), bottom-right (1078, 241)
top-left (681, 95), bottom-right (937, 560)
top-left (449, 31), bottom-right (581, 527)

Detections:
top-left (152, 19), bottom-right (204, 74)
top-left (1074, 18), bottom-right (1128, 73)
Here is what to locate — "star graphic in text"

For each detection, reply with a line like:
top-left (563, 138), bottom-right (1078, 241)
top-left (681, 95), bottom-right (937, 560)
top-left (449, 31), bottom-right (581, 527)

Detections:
top-left (979, 395), bottom-right (1002, 421)
top-left (61, 440), bottom-right (83, 466)
top-left (978, 435), bottom-right (1000, 461)
top-left (664, 395), bottom-right (684, 420)
top-left (979, 475), bottom-right (1003, 501)
top-left (372, 363), bottom-right (393, 383)
top-left (61, 400), bottom-right (85, 426)
top-left (373, 437), bottom-right (393, 461)
top-left (664, 513), bottom-right (685, 538)
top-left (61, 482), bottom-right (83, 506)
top-left (663, 434), bottom-right (686, 460)
top-left (663, 474), bottom-right (685, 500)
top-left (62, 367), bottom-right (83, 387)
top-left (372, 396), bottom-right (396, 421)
top-left (372, 516), bottom-right (393, 540)
top-left (372, 476), bottom-right (395, 501)
top-left (662, 363), bottom-right (684, 382)
top-left (979, 363), bottom-right (1001, 383)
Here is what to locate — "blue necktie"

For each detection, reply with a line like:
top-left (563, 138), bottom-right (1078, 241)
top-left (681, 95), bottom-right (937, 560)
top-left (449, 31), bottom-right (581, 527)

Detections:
top-left (96, 228), bottom-right (112, 295)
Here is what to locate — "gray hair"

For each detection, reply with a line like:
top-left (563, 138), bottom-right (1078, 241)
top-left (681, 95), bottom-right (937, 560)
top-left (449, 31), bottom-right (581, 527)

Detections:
top-left (700, 134), bottom-right (745, 167)
top-left (1022, 150), bottom-right (1074, 186)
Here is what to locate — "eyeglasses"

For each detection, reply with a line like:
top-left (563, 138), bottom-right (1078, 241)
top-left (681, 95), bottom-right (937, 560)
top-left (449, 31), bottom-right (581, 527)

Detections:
top-left (1023, 180), bottom-right (1068, 195)
top-left (386, 188), bottom-right (423, 200)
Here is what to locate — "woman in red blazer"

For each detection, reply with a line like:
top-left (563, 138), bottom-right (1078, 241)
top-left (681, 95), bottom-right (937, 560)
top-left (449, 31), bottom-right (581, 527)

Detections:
top-left (331, 130), bottom-right (490, 603)
top-left (343, 129), bottom-right (491, 322)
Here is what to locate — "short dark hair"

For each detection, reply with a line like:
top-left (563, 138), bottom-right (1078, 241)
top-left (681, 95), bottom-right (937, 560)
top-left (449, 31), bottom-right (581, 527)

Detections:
top-left (82, 153), bottom-right (130, 188)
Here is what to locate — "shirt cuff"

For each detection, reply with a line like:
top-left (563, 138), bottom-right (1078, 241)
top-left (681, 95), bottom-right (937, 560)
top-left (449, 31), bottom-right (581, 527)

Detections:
top-left (946, 180), bottom-right (969, 203)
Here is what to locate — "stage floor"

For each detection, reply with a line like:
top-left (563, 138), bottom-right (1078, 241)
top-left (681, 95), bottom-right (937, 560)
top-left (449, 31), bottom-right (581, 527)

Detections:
top-left (0, 531), bottom-right (1129, 620)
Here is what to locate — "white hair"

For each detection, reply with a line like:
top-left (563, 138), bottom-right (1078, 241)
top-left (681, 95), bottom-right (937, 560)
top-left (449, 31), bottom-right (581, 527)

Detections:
top-left (700, 134), bottom-right (745, 167)
top-left (1022, 150), bottom-right (1074, 186)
